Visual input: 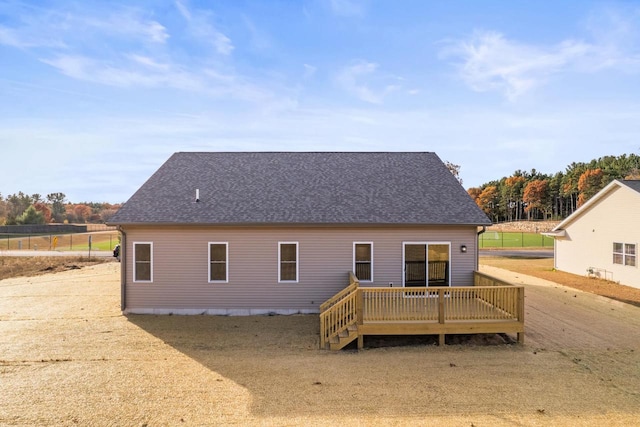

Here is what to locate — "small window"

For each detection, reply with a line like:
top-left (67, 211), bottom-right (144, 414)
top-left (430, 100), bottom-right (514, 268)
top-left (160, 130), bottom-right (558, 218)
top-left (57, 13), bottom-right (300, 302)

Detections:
top-left (133, 242), bottom-right (153, 282)
top-left (613, 243), bottom-right (624, 265)
top-left (354, 242), bottom-right (373, 281)
top-left (279, 242), bottom-right (298, 282)
top-left (625, 244), bottom-right (636, 267)
top-left (209, 242), bottom-right (228, 282)
top-left (613, 242), bottom-right (636, 267)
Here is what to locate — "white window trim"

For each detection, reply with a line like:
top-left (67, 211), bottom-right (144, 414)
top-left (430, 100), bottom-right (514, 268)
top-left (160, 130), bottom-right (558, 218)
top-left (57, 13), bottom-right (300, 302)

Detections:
top-left (626, 243), bottom-right (637, 267)
top-left (278, 241), bottom-right (299, 283)
top-left (208, 242), bottom-right (229, 283)
top-left (401, 241), bottom-right (451, 287)
top-left (133, 242), bottom-right (153, 283)
top-left (614, 242), bottom-right (637, 268)
top-left (353, 242), bottom-right (374, 282)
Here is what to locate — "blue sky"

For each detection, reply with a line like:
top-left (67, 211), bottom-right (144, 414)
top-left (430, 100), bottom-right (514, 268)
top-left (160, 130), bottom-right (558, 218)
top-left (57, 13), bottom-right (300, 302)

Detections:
top-left (2, 0), bottom-right (639, 203)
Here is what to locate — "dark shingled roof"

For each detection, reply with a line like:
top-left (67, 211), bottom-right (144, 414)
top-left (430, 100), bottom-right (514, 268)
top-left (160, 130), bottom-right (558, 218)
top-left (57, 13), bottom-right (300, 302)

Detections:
top-left (109, 152), bottom-right (491, 226)
top-left (622, 180), bottom-right (640, 194)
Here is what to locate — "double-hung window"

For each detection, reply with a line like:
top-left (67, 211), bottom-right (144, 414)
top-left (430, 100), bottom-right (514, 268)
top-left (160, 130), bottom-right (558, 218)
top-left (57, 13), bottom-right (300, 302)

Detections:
top-left (354, 242), bottom-right (373, 282)
top-left (613, 242), bottom-right (636, 267)
top-left (279, 242), bottom-right (298, 282)
top-left (133, 242), bottom-right (153, 282)
top-left (209, 242), bottom-right (228, 282)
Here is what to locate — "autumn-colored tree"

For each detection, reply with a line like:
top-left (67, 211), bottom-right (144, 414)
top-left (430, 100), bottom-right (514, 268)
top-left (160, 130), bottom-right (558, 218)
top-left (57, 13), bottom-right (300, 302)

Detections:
top-left (523, 179), bottom-right (550, 219)
top-left (99, 207), bottom-right (120, 223)
top-left (502, 175), bottom-right (526, 221)
top-left (476, 186), bottom-right (499, 220)
top-left (73, 204), bottom-right (93, 223)
top-left (467, 187), bottom-right (482, 203)
top-left (577, 168), bottom-right (604, 207)
top-left (625, 168), bottom-right (640, 180)
top-left (34, 202), bottom-right (52, 223)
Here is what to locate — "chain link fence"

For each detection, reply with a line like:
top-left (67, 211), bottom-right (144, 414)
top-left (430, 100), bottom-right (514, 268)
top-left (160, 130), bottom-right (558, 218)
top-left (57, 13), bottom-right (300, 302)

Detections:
top-left (0, 231), bottom-right (119, 252)
top-left (479, 231), bottom-right (554, 248)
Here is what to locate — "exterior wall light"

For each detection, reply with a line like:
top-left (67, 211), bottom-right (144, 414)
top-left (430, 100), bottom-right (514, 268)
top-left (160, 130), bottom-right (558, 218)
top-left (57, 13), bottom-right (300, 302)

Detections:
top-left (460, 245), bottom-right (467, 253)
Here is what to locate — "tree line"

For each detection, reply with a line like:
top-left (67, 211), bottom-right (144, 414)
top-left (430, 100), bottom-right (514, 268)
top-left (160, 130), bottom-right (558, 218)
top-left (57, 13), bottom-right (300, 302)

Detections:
top-left (0, 192), bottom-right (121, 225)
top-left (467, 154), bottom-right (640, 222)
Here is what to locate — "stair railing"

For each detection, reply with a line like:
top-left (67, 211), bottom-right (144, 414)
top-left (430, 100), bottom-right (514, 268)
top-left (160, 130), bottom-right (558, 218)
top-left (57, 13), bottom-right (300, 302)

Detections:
top-left (319, 272), bottom-right (360, 348)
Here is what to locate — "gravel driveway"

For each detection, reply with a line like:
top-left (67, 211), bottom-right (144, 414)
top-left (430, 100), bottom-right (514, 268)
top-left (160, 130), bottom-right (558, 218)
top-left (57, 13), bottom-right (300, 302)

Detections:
top-left (1, 263), bottom-right (639, 426)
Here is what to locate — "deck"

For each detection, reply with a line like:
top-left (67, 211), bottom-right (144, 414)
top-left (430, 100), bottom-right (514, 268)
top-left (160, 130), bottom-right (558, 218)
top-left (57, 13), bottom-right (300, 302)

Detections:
top-left (320, 271), bottom-right (524, 350)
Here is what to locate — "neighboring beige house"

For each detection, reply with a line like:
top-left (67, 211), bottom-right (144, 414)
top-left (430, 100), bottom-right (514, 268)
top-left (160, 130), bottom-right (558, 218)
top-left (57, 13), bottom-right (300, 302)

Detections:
top-left (546, 180), bottom-right (640, 289)
top-left (108, 152), bottom-right (491, 315)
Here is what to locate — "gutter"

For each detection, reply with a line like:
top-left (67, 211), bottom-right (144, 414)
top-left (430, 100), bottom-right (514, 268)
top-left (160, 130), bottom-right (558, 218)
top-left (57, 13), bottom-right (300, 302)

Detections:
top-left (117, 226), bottom-right (127, 312)
top-left (476, 226), bottom-right (487, 271)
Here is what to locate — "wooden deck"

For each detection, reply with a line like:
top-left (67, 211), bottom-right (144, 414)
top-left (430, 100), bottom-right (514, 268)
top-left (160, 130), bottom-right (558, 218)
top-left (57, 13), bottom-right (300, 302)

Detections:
top-left (320, 271), bottom-right (524, 350)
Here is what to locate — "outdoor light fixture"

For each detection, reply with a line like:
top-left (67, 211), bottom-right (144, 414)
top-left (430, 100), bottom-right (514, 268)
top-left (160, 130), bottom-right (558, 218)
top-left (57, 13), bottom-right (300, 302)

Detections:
top-left (460, 245), bottom-right (467, 253)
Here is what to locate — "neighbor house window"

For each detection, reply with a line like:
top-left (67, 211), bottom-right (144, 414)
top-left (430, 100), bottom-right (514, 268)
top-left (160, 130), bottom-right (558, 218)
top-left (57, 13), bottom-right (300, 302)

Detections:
top-left (613, 242), bottom-right (636, 267)
top-left (209, 242), bottom-right (228, 282)
top-left (354, 242), bottom-right (373, 281)
top-left (279, 242), bottom-right (298, 282)
top-left (133, 242), bottom-right (153, 282)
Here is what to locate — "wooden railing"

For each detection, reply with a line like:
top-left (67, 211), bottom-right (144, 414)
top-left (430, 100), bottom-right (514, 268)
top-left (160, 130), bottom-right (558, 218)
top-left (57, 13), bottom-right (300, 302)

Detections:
top-left (319, 272), bottom-right (359, 348)
top-left (320, 271), bottom-right (525, 350)
top-left (360, 285), bottom-right (522, 323)
top-left (319, 271), bottom-right (359, 312)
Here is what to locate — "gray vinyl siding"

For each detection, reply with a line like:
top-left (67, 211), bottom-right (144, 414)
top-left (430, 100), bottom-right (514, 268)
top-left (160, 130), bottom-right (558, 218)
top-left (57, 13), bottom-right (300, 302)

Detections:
top-left (122, 225), bottom-right (479, 312)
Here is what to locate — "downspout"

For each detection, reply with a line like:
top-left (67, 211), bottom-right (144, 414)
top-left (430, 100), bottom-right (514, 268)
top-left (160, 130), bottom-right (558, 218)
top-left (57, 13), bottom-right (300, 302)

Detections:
top-left (476, 226), bottom-right (487, 272)
top-left (117, 226), bottom-right (127, 312)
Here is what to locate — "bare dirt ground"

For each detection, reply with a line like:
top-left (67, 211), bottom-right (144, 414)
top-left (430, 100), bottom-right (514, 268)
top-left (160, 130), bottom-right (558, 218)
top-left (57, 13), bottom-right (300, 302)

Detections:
top-left (0, 256), bottom-right (111, 281)
top-left (482, 256), bottom-right (640, 307)
top-left (1, 263), bottom-right (640, 426)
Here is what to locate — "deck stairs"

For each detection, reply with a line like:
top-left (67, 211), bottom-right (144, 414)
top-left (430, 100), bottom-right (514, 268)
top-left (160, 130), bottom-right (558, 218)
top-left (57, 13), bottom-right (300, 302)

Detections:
top-left (329, 324), bottom-right (358, 350)
top-left (319, 272), bottom-right (360, 350)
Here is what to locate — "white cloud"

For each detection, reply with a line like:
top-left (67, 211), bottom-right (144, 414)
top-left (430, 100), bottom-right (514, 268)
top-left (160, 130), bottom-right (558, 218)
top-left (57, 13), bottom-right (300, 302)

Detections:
top-left (127, 54), bottom-right (171, 71)
top-left (443, 6), bottom-right (640, 101)
top-left (443, 30), bottom-right (592, 101)
top-left (175, 0), bottom-right (234, 55)
top-left (336, 60), bottom-right (400, 104)
top-left (40, 54), bottom-right (202, 90)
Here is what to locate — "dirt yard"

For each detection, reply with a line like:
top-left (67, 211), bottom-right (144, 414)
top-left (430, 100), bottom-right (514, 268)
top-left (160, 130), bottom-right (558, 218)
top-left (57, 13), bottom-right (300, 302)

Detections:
top-left (482, 256), bottom-right (640, 307)
top-left (1, 263), bottom-right (640, 426)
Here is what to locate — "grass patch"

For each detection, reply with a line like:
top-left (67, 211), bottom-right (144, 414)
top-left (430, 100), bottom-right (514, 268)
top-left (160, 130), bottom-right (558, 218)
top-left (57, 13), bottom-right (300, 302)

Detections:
top-left (479, 231), bottom-right (554, 248)
top-left (0, 231), bottom-right (119, 251)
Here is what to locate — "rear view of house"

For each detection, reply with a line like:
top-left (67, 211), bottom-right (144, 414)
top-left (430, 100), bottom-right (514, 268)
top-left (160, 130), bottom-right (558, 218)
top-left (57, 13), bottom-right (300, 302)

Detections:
top-left (109, 152), bottom-right (492, 315)
top-left (546, 179), bottom-right (640, 289)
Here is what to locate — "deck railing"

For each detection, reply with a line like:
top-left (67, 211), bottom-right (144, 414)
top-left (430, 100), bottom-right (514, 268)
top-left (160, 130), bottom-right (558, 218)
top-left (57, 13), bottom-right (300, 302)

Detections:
top-left (319, 272), bottom-right (359, 348)
top-left (320, 271), bottom-right (525, 349)
top-left (361, 286), bottom-right (521, 323)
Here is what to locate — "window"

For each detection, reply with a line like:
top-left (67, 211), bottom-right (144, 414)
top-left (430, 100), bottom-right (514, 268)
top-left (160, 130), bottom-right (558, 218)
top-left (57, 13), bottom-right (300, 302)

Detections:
top-left (613, 242), bottom-right (636, 267)
top-left (209, 242), bottom-right (228, 282)
top-left (133, 242), bottom-right (153, 282)
top-left (354, 242), bottom-right (373, 281)
top-left (403, 242), bottom-right (451, 287)
top-left (626, 244), bottom-right (636, 267)
top-left (279, 242), bottom-right (298, 282)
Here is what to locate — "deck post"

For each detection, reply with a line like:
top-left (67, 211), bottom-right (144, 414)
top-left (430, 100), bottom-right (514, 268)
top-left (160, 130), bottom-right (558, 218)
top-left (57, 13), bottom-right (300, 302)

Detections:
top-left (438, 288), bottom-right (445, 346)
top-left (517, 286), bottom-right (525, 344)
top-left (356, 289), bottom-right (364, 350)
top-left (438, 288), bottom-right (445, 324)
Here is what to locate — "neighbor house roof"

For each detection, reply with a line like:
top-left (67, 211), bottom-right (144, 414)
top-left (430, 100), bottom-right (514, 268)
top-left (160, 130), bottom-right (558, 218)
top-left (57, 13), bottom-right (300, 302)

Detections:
top-left (551, 179), bottom-right (640, 232)
top-left (109, 152), bottom-right (491, 226)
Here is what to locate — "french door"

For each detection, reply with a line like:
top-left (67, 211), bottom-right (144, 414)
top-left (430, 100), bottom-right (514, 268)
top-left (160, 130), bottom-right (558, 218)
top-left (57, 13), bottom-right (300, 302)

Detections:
top-left (403, 242), bottom-right (450, 287)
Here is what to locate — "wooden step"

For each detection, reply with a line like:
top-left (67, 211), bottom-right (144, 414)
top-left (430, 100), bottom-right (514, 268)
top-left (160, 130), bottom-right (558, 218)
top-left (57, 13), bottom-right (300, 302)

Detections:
top-left (329, 327), bottom-right (358, 351)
